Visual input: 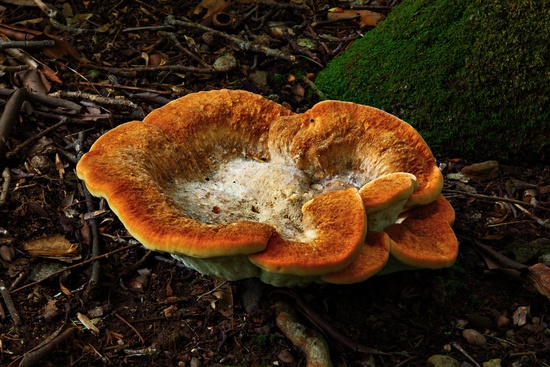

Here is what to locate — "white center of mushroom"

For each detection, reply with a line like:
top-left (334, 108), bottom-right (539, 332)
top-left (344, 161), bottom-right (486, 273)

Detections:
top-left (168, 158), bottom-right (350, 240)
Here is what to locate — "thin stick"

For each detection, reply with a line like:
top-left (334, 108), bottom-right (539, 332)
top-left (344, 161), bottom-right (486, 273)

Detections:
top-left (18, 326), bottom-right (78, 367)
top-left (159, 31), bottom-right (209, 67)
top-left (0, 167), bottom-right (11, 208)
top-left (0, 40), bottom-right (56, 49)
top-left (49, 90), bottom-right (139, 109)
top-left (0, 88), bottom-right (28, 158)
top-left (10, 242), bottom-right (140, 294)
top-left (76, 132), bottom-right (102, 297)
top-left (0, 279), bottom-right (21, 325)
top-left (77, 82), bottom-right (172, 95)
top-left (166, 16), bottom-right (296, 62)
top-left (275, 301), bottom-right (333, 367)
top-left (514, 203), bottom-right (550, 227)
top-left (450, 342), bottom-right (481, 367)
top-left (5, 117), bottom-right (67, 159)
top-left (443, 189), bottom-right (550, 212)
top-left (114, 312), bottom-right (146, 345)
top-left (0, 88), bottom-right (84, 112)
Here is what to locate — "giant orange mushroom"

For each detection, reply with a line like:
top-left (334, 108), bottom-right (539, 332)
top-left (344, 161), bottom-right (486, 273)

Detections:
top-left (76, 89), bottom-right (458, 286)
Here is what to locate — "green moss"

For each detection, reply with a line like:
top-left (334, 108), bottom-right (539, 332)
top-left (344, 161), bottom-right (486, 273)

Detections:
top-left (315, 0), bottom-right (549, 164)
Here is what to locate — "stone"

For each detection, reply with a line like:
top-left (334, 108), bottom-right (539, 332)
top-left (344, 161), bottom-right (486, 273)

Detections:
top-left (483, 359), bottom-right (502, 367)
top-left (315, 0), bottom-right (549, 164)
top-left (427, 354), bottom-right (460, 367)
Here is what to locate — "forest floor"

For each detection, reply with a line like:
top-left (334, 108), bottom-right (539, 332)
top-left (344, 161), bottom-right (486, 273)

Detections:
top-left (0, 1), bottom-right (549, 366)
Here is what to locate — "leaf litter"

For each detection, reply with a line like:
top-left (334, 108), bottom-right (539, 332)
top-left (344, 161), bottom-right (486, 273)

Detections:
top-left (0, 1), bottom-right (548, 366)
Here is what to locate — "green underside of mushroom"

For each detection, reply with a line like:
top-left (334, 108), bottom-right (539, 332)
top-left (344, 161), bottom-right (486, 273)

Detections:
top-left (171, 254), bottom-right (324, 287)
top-left (172, 252), bottom-right (423, 287)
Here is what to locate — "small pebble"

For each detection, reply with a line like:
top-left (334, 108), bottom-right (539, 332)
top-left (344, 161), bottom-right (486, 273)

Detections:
top-left (482, 358), bottom-right (502, 367)
top-left (513, 306), bottom-right (530, 327)
top-left (427, 354), bottom-right (460, 367)
top-left (277, 349), bottom-right (295, 363)
top-left (190, 356), bottom-right (201, 367)
top-left (463, 329), bottom-right (487, 346)
top-left (213, 53), bottom-right (237, 71)
top-left (0, 245), bottom-right (15, 261)
top-left (495, 314), bottom-right (510, 329)
top-left (455, 319), bottom-right (469, 328)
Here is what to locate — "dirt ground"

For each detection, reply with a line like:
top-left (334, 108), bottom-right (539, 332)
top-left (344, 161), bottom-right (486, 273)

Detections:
top-left (0, 1), bottom-right (549, 366)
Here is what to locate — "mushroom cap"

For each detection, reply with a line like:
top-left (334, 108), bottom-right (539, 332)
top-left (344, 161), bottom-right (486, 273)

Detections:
top-left (77, 90), bottom-right (291, 257)
top-left (76, 89), bottom-right (452, 285)
top-left (270, 100), bottom-right (443, 208)
top-left (359, 172), bottom-right (419, 231)
top-left (385, 195), bottom-right (458, 269)
top-left (249, 188), bottom-right (367, 276)
top-left (321, 231), bottom-right (391, 284)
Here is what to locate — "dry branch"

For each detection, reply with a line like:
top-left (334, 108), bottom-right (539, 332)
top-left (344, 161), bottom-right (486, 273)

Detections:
top-left (165, 16), bottom-right (296, 62)
top-left (5, 117), bottom-right (67, 159)
top-left (275, 301), bottom-right (333, 367)
top-left (0, 40), bottom-right (55, 49)
top-left (443, 189), bottom-right (550, 212)
top-left (10, 242), bottom-right (140, 294)
top-left (0, 88), bottom-right (28, 160)
top-left (0, 279), bottom-right (21, 326)
top-left (0, 88), bottom-right (84, 112)
top-left (17, 326), bottom-right (78, 367)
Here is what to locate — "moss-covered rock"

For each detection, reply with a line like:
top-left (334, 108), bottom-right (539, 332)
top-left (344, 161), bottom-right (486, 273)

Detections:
top-left (315, 0), bottom-right (549, 164)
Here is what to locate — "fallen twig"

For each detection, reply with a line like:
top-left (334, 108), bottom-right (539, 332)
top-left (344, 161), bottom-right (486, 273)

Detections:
top-left (443, 189), bottom-right (550, 212)
top-left (0, 40), bottom-right (55, 50)
top-left (0, 88), bottom-right (84, 112)
top-left (114, 312), bottom-right (146, 345)
top-left (513, 203), bottom-right (550, 227)
top-left (5, 117), bottom-right (67, 159)
top-left (77, 82), bottom-right (172, 95)
top-left (469, 239), bottom-right (526, 271)
top-left (31, 110), bottom-right (111, 124)
top-left (272, 289), bottom-right (383, 354)
top-left (17, 325), bottom-right (78, 367)
top-left (49, 90), bottom-right (139, 109)
top-left (258, 0), bottom-right (311, 11)
top-left (166, 16), bottom-right (296, 62)
top-left (159, 31), bottom-right (210, 67)
top-left (0, 279), bottom-right (21, 326)
top-left (10, 242), bottom-right (140, 294)
top-left (0, 65), bottom-right (29, 72)
top-left (274, 300), bottom-right (333, 367)
top-left (0, 167), bottom-right (11, 208)
top-left (81, 63), bottom-right (221, 77)
top-left (450, 342), bottom-right (481, 367)
top-left (76, 132), bottom-right (102, 298)
top-left (0, 88), bottom-right (28, 159)
top-left (301, 76), bottom-right (327, 100)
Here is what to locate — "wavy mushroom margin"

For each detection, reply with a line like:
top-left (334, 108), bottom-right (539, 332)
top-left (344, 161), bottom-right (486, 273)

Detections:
top-left (76, 89), bottom-right (458, 287)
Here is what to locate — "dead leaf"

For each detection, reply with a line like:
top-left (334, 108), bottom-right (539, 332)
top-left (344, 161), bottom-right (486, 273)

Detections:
top-left (77, 312), bottom-right (100, 335)
top-left (0, 23), bottom-right (80, 59)
top-left (0, 0), bottom-right (36, 5)
top-left (326, 9), bottom-right (386, 27)
top-left (210, 279), bottom-right (233, 317)
top-left (24, 233), bottom-right (81, 262)
top-left (55, 153), bottom-right (65, 179)
top-left (42, 299), bottom-right (63, 320)
top-left (20, 68), bottom-right (50, 94)
top-left (59, 276), bottom-right (72, 296)
top-left (192, 0), bottom-right (232, 26)
top-left (66, 13), bottom-right (92, 28)
top-left (526, 263), bottom-right (550, 301)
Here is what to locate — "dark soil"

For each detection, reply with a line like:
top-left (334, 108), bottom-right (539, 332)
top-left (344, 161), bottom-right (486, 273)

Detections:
top-left (0, 1), bottom-right (549, 367)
